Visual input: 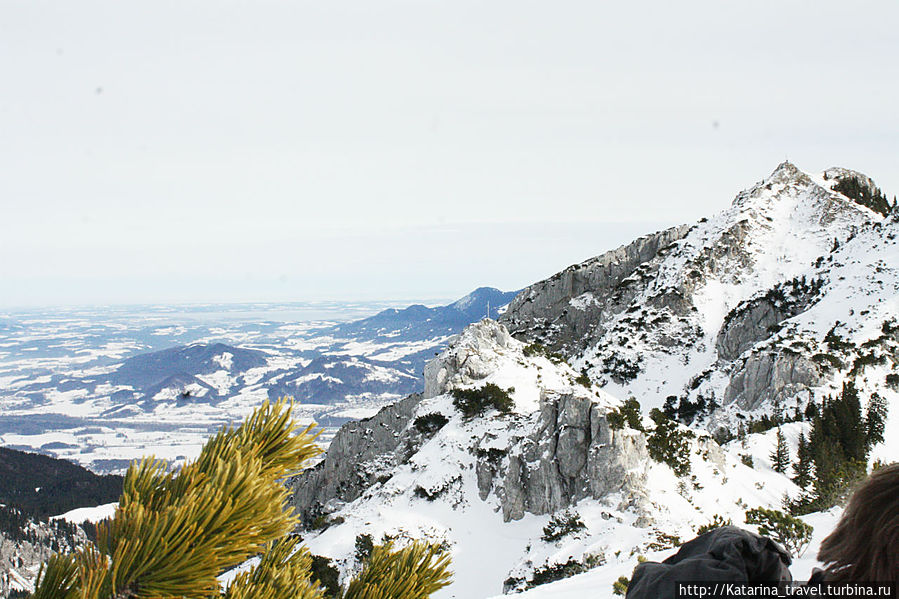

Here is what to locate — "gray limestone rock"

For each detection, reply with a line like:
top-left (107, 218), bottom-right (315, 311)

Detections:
top-left (724, 350), bottom-right (820, 411)
top-left (423, 320), bottom-right (514, 398)
top-left (499, 161), bottom-right (880, 426)
top-left (716, 277), bottom-right (824, 362)
top-left (288, 393), bottom-right (423, 524)
top-left (499, 225), bottom-right (691, 353)
top-left (485, 392), bottom-right (650, 522)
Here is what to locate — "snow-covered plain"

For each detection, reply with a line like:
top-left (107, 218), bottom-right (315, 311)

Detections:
top-left (52, 502), bottom-right (118, 524)
top-left (0, 300), bottom-right (447, 472)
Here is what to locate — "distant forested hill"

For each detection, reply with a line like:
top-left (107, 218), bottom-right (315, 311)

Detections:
top-left (0, 446), bottom-right (122, 520)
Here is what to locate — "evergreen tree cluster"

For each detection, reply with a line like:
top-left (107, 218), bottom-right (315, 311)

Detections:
top-left (791, 383), bottom-right (888, 513)
top-left (663, 394), bottom-right (718, 426)
top-left (505, 552), bottom-right (605, 592)
top-left (541, 510), bottom-right (586, 543)
top-left (412, 413), bottom-right (449, 435)
top-left (606, 400), bottom-right (695, 476)
top-left (695, 515), bottom-right (733, 536)
top-left (612, 575), bottom-right (630, 596)
top-left (745, 507), bottom-right (813, 557)
top-left (0, 504), bottom-right (82, 551)
top-left (601, 353), bottom-right (642, 383)
top-left (607, 398), bottom-right (643, 431)
top-left (0, 447), bottom-right (123, 521)
top-left (717, 395), bottom-right (814, 445)
top-left (451, 384), bottom-right (514, 418)
top-left (525, 554), bottom-right (604, 589)
top-left (522, 342), bottom-right (564, 364)
top-left (831, 175), bottom-right (892, 216)
top-left (646, 409), bottom-right (695, 477)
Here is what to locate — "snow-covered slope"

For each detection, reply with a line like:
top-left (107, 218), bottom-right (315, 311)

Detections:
top-left (290, 321), bottom-right (810, 598)
top-left (501, 162), bottom-right (897, 431)
top-left (288, 163), bottom-right (897, 598)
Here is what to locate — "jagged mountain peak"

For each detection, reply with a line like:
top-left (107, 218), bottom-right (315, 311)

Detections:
top-left (729, 161), bottom-right (877, 224)
top-left (449, 286), bottom-right (519, 319)
top-left (500, 162), bottom-right (893, 414)
top-left (769, 159), bottom-right (803, 179)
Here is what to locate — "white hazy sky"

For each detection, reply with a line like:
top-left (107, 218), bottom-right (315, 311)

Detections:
top-left (1, 1), bottom-right (897, 308)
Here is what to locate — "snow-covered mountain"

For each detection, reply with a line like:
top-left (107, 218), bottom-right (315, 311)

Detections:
top-left (287, 163), bottom-right (898, 598)
top-left (499, 162), bottom-right (898, 455)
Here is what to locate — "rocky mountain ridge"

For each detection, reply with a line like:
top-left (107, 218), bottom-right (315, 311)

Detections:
top-left (289, 320), bottom-right (797, 598)
top-left (501, 162), bottom-right (897, 427)
top-left (287, 162), bottom-right (897, 598)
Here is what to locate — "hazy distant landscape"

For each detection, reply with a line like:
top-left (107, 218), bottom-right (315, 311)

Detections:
top-left (0, 293), bottom-right (513, 473)
top-left (3, 1), bottom-right (898, 596)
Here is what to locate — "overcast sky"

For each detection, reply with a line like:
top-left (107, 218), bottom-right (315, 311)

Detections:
top-left (2, 1), bottom-right (897, 308)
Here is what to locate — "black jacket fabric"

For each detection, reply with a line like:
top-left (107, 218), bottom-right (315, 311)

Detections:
top-left (626, 526), bottom-right (793, 599)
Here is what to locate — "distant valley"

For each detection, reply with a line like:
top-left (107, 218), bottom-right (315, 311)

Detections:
top-left (0, 289), bottom-right (517, 473)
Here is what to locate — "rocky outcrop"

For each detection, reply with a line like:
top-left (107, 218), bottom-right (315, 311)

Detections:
top-left (716, 277), bottom-right (825, 361)
top-left (497, 162), bottom-right (886, 428)
top-left (288, 393), bottom-right (423, 523)
top-left (723, 350), bottom-right (820, 411)
top-left (423, 320), bottom-right (514, 398)
top-left (477, 392), bottom-right (650, 522)
top-left (823, 167), bottom-right (892, 217)
top-left (499, 225), bottom-right (691, 352)
top-left (290, 320), bottom-right (653, 527)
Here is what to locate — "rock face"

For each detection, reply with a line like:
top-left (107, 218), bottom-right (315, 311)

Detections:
top-left (280, 163), bottom-right (899, 598)
top-left (715, 277), bottom-right (824, 362)
top-left (423, 320), bottom-right (514, 398)
top-left (289, 393), bottom-right (424, 523)
top-left (499, 161), bottom-right (885, 423)
top-left (291, 320), bottom-right (652, 527)
top-left (481, 392), bottom-right (649, 522)
top-left (500, 225), bottom-right (691, 353)
top-left (822, 167), bottom-right (892, 217)
top-left (723, 350), bottom-right (820, 411)
top-left (291, 387), bottom-right (651, 527)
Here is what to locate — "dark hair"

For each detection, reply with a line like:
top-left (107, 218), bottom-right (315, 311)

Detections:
top-left (817, 462), bottom-right (899, 582)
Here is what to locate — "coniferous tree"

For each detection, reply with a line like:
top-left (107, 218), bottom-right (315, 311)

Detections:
top-left (646, 409), bottom-right (695, 476)
top-left (770, 428), bottom-right (790, 474)
top-left (793, 397), bottom-right (803, 422)
top-left (772, 400), bottom-right (784, 426)
top-left (792, 431), bottom-right (812, 489)
top-left (832, 383), bottom-right (866, 464)
top-left (809, 416), bottom-right (844, 508)
top-left (804, 401), bottom-right (819, 421)
top-left (30, 400), bottom-right (453, 599)
top-left (804, 383), bottom-right (871, 510)
top-left (865, 392), bottom-right (888, 450)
